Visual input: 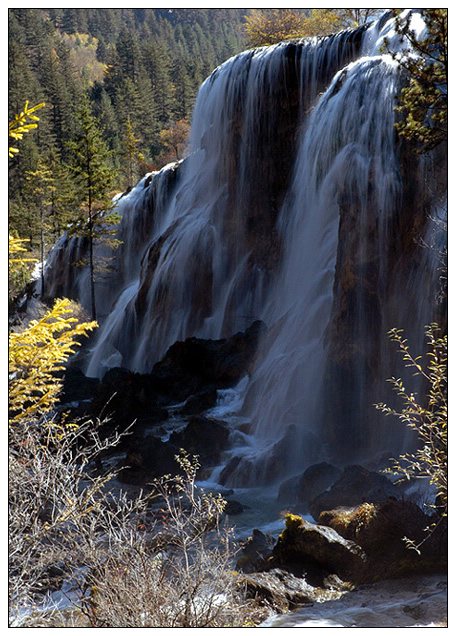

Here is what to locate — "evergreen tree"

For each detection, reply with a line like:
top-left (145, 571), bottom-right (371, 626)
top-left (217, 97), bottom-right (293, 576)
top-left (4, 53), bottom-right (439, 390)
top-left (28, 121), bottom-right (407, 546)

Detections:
top-left (67, 97), bottom-right (118, 320)
top-left (121, 116), bottom-right (145, 189)
top-left (389, 9), bottom-right (447, 153)
top-left (142, 39), bottom-right (176, 126)
top-left (24, 160), bottom-right (55, 295)
top-left (44, 144), bottom-right (79, 240)
top-left (94, 87), bottom-right (121, 157)
top-left (172, 57), bottom-right (196, 119)
top-left (115, 27), bottom-right (143, 83)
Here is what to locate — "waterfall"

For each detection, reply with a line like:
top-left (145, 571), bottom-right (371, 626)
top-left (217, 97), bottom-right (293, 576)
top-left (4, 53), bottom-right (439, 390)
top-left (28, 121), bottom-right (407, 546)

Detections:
top-left (53, 26), bottom-right (364, 377)
top-left (246, 54), bottom-right (403, 447)
top-left (44, 11), bottom-right (445, 480)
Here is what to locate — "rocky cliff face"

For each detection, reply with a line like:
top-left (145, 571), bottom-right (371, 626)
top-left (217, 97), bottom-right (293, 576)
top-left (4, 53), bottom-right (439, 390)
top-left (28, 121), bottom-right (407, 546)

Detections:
top-left (322, 137), bottom-right (447, 463)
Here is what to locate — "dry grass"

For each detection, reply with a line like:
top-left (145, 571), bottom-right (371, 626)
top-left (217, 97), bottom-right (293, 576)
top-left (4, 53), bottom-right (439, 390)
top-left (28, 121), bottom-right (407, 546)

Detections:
top-left (9, 420), bottom-right (263, 627)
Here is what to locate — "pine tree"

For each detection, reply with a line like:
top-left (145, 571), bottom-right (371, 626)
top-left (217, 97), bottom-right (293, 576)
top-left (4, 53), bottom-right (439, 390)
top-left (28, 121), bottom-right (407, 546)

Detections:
top-left (172, 57), bottom-right (195, 120)
top-left (133, 70), bottom-right (160, 155)
top-left (142, 39), bottom-right (176, 126)
top-left (388, 9), bottom-right (447, 153)
top-left (25, 159), bottom-right (55, 295)
top-left (44, 144), bottom-right (79, 240)
top-left (115, 27), bottom-right (143, 83)
top-left (94, 87), bottom-right (121, 157)
top-left (121, 116), bottom-right (145, 189)
top-left (67, 97), bottom-right (118, 320)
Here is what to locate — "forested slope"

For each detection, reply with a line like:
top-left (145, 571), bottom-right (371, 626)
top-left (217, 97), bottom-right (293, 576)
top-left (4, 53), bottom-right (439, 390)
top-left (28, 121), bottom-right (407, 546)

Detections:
top-left (9, 8), bottom-right (246, 246)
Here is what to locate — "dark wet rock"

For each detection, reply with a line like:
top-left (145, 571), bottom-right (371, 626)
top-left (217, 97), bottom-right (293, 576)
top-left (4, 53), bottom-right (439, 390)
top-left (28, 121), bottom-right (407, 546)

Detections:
top-left (278, 462), bottom-right (342, 508)
top-left (219, 456), bottom-right (240, 485)
top-left (131, 413), bottom-right (170, 434)
top-left (219, 425), bottom-right (296, 488)
top-left (239, 568), bottom-right (319, 612)
top-left (309, 465), bottom-right (398, 520)
top-left (224, 500), bottom-right (244, 516)
top-left (119, 436), bottom-right (181, 485)
top-left (208, 487), bottom-right (234, 498)
top-left (180, 387), bottom-right (218, 415)
top-left (319, 499), bottom-right (447, 581)
top-left (219, 455), bottom-right (253, 487)
top-left (150, 320), bottom-right (266, 403)
top-left (92, 367), bottom-right (168, 432)
top-left (236, 529), bottom-right (275, 573)
top-left (238, 422), bottom-right (252, 435)
top-left (272, 514), bottom-right (366, 581)
top-left (61, 368), bottom-right (100, 404)
top-left (85, 322), bottom-right (264, 456)
top-left (169, 416), bottom-right (230, 467)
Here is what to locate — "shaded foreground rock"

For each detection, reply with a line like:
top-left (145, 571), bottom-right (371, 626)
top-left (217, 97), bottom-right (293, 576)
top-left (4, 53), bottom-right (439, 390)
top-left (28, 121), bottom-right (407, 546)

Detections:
top-left (262, 575), bottom-right (447, 627)
top-left (179, 388), bottom-right (218, 415)
top-left (120, 436), bottom-right (181, 485)
top-left (238, 499), bottom-right (446, 618)
top-left (309, 465), bottom-right (398, 520)
top-left (61, 368), bottom-right (99, 404)
top-left (91, 367), bottom-right (168, 435)
top-left (224, 500), bottom-right (244, 515)
top-left (169, 416), bottom-right (230, 467)
top-left (239, 568), bottom-right (320, 612)
top-left (150, 320), bottom-right (266, 403)
top-left (319, 499), bottom-right (447, 581)
top-left (272, 514), bottom-right (366, 581)
top-left (89, 320), bottom-right (265, 432)
top-left (236, 529), bottom-right (275, 573)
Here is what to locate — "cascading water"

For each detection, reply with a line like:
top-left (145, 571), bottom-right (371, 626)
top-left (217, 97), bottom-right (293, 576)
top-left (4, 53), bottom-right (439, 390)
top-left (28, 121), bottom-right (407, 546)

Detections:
top-left (46, 26), bottom-right (365, 378)
top-left (241, 54), bottom-right (405, 479)
top-left (43, 11), bottom-right (445, 485)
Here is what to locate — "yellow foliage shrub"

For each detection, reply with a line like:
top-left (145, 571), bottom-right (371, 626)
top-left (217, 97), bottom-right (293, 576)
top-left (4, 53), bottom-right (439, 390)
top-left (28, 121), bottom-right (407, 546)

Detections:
top-left (9, 298), bottom-right (97, 424)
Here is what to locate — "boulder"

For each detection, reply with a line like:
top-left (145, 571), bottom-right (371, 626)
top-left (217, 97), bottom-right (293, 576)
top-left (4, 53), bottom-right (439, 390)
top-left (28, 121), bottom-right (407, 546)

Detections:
top-left (224, 500), bottom-right (244, 516)
top-left (236, 529), bottom-right (275, 573)
top-left (278, 462), bottom-right (342, 508)
top-left (239, 568), bottom-right (319, 612)
top-left (319, 499), bottom-right (447, 581)
top-left (219, 425), bottom-right (296, 487)
top-left (92, 367), bottom-right (168, 433)
top-left (272, 514), bottom-right (366, 580)
top-left (219, 455), bottom-right (254, 487)
top-left (309, 465), bottom-right (398, 520)
top-left (169, 416), bottom-right (230, 467)
top-left (180, 388), bottom-right (218, 415)
top-left (150, 320), bottom-right (266, 402)
top-left (119, 436), bottom-right (181, 485)
top-left (61, 367), bottom-right (100, 404)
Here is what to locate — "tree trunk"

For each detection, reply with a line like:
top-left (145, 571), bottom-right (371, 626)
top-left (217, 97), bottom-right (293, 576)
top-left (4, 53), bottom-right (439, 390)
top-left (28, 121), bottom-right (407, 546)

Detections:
top-left (40, 208), bottom-right (45, 297)
top-left (87, 143), bottom-right (97, 322)
top-left (88, 209), bottom-right (96, 322)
